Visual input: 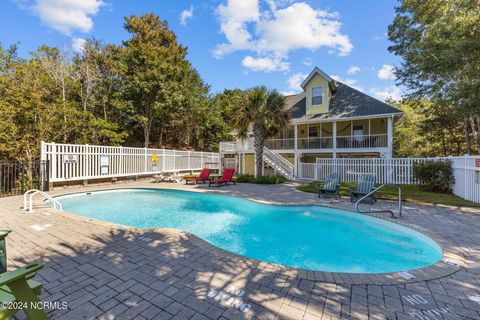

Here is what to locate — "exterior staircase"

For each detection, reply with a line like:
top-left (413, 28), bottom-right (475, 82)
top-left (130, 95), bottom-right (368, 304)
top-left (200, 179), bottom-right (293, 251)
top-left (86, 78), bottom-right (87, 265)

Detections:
top-left (263, 147), bottom-right (294, 180)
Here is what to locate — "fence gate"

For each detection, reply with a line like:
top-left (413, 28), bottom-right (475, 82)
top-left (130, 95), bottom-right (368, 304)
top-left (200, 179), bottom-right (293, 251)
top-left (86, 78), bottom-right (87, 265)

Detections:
top-left (0, 160), bottom-right (49, 197)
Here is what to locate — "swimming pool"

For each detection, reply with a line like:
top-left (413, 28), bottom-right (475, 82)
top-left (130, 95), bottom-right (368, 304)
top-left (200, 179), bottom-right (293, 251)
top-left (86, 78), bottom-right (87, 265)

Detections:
top-left (54, 188), bottom-right (442, 273)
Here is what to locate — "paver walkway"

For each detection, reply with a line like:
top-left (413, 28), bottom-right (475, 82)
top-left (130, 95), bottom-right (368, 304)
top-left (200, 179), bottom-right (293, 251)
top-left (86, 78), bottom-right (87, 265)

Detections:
top-left (1, 181), bottom-right (480, 320)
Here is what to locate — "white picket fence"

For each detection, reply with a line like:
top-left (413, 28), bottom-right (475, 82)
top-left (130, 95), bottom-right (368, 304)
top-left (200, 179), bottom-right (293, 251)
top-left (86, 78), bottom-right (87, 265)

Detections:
top-left (298, 156), bottom-right (480, 203)
top-left (41, 142), bottom-right (220, 183)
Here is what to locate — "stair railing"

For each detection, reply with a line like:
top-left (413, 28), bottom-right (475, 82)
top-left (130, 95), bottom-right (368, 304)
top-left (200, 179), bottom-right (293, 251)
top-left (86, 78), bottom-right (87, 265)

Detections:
top-left (263, 147), bottom-right (294, 179)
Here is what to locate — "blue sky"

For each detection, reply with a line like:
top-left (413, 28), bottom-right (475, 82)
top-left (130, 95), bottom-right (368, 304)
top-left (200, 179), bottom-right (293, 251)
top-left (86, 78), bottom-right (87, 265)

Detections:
top-left (1, 0), bottom-right (402, 100)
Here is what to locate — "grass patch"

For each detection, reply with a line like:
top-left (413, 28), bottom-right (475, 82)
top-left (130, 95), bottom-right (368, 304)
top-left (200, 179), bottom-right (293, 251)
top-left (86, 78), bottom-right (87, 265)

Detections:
top-left (297, 181), bottom-right (479, 207)
top-left (234, 174), bottom-right (287, 184)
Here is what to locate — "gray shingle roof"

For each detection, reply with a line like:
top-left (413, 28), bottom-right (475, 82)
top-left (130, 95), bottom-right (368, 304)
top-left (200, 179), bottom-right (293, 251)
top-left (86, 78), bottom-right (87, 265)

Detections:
top-left (287, 82), bottom-right (403, 121)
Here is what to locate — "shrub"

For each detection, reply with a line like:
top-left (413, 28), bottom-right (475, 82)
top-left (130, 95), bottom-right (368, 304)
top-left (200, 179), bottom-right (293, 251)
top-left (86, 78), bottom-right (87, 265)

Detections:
top-left (413, 159), bottom-right (454, 193)
top-left (234, 174), bottom-right (287, 184)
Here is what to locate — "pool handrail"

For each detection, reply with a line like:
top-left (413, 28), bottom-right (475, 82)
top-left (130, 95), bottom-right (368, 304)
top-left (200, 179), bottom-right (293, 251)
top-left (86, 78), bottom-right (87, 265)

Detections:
top-left (354, 184), bottom-right (402, 219)
top-left (23, 189), bottom-right (63, 213)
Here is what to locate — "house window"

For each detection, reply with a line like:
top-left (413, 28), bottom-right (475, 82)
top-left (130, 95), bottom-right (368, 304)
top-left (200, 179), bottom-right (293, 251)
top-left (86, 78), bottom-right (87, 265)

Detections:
top-left (353, 125), bottom-right (364, 141)
top-left (311, 86), bottom-right (323, 105)
top-left (308, 126), bottom-right (318, 137)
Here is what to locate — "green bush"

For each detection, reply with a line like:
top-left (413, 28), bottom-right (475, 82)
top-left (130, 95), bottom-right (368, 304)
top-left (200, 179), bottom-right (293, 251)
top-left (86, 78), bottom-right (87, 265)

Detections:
top-left (413, 159), bottom-right (454, 193)
top-left (234, 174), bottom-right (287, 184)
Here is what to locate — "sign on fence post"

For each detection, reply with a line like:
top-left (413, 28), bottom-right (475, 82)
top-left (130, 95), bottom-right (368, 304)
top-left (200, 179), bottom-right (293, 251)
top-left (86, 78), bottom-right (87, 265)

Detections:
top-left (63, 154), bottom-right (78, 164)
top-left (151, 154), bottom-right (159, 172)
top-left (100, 156), bottom-right (109, 175)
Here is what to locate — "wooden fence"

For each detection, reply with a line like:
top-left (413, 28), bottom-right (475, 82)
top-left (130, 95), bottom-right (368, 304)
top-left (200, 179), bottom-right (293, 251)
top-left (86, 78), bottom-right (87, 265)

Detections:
top-left (298, 156), bottom-right (480, 204)
top-left (41, 142), bottom-right (220, 183)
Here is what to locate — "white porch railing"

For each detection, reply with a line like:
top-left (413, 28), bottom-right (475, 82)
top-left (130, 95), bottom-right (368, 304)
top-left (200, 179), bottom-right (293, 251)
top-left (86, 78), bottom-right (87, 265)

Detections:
top-left (41, 142), bottom-right (220, 182)
top-left (297, 137), bottom-right (333, 149)
top-left (265, 138), bottom-right (295, 150)
top-left (336, 134), bottom-right (388, 149)
top-left (298, 156), bottom-right (480, 204)
top-left (220, 134), bottom-right (389, 152)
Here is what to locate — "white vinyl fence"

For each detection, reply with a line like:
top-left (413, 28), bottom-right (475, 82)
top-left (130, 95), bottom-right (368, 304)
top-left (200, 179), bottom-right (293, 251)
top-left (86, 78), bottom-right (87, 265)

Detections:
top-left (41, 142), bottom-right (220, 183)
top-left (298, 156), bottom-right (480, 203)
top-left (450, 157), bottom-right (480, 204)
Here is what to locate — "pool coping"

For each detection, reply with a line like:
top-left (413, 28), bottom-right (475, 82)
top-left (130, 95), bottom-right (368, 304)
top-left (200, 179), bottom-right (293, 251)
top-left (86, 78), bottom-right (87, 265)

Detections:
top-left (45, 185), bottom-right (464, 286)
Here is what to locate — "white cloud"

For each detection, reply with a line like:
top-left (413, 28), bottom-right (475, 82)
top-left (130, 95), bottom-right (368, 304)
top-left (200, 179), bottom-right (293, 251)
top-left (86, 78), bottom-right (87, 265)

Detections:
top-left (331, 75), bottom-right (364, 92)
top-left (214, 0), bottom-right (260, 57)
top-left (180, 6), bottom-right (194, 26)
top-left (242, 56), bottom-right (289, 72)
top-left (347, 66), bottom-right (360, 75)
top-left (255, 3), bottom-right (352, 56)
top-left (371, 85), bottom-right (402, 101)
top-left (214, 0), bottom-right (352, 70)
top-left (302, 57), bottom-right (313, 66)
top-left (287, 72), bottom-right (308, 91)
top-left (377, 64), bottom-right (395, 80)
top-left (280, 91), bottom-right (298, 96)
top-left (72, 38), bottom-right (86, 53)
top-left (27, 0), bottom-right (104, 35)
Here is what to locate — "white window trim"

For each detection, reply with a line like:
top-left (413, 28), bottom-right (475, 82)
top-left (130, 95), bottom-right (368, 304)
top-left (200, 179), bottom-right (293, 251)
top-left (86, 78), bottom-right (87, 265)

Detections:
top-left (311, 86), bottom-right (324, 106)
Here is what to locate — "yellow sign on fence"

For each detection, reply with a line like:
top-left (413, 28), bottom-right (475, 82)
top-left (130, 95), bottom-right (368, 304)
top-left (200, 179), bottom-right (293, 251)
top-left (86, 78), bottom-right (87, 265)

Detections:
top-left (151, 154), bottom-right (159, 165)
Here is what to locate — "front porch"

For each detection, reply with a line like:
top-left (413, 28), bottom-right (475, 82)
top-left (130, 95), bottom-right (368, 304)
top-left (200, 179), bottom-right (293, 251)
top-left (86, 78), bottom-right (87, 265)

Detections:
top-left (220, 116), bottom-right (394, 158)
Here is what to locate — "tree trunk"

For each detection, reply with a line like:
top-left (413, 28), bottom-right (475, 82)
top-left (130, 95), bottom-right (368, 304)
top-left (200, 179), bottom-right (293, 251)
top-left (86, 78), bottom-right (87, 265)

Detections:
top-left (469, 116), bottom-right (480, 152)
top-left (144, 119), bottom-right (153, 148)
top-left (253, 123), bottom-right (265, 177)
top-left (463, 118), bottom-right (472, 154)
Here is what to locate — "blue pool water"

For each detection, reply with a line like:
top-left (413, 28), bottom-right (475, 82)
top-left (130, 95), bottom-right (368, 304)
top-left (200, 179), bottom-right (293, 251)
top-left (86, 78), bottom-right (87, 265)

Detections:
top-left (54, 188), bottom-right (442, 273)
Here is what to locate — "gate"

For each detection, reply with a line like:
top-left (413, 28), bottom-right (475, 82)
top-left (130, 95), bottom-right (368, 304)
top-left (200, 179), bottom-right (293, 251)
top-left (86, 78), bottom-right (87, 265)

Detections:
top-left (0, 160), bottom-right (49, 197)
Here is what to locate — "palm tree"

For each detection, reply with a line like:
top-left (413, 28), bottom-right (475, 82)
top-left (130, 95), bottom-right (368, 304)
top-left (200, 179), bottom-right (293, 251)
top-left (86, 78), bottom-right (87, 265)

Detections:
top-left (233, 86), bottom-right (291, 177)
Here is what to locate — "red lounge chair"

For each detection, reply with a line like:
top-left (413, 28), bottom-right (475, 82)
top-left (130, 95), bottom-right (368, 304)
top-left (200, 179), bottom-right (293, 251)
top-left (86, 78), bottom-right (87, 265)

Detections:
top-left (209, 168), bottom-right (236, 187)
top-left (185, 168), bottom-right (211, 185)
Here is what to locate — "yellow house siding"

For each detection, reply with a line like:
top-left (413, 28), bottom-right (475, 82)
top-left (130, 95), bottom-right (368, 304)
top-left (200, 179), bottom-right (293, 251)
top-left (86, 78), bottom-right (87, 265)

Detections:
top-left (370, 118), bottom-right (388, 134)
top-left (306, 74), bottom-right (329, 115)
top-left (279, 153), bottom-right (295, 164)
top-left (244, 154), bottom-right (255, 175)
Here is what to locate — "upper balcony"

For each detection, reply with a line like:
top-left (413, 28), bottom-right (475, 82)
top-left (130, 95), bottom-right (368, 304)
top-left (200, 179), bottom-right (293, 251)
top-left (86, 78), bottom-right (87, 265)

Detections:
top-left (220, 134), bottom-right (388, 152)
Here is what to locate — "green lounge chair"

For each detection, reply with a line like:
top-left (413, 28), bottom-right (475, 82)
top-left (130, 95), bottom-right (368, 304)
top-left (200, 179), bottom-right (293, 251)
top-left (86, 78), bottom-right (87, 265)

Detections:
top-left (0, 230), bottom-right (47, 320)
top-left (350, 174), bottom-right (377, 204)
top-left (0, 263), bottom-right (47, 320)
top-left (318, 173), bottom-right (340, 198)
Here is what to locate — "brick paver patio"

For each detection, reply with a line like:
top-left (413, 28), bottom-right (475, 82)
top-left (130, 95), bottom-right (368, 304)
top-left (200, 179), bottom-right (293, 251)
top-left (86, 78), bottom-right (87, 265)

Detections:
top-left (2, 181), bottom-right (480, 319)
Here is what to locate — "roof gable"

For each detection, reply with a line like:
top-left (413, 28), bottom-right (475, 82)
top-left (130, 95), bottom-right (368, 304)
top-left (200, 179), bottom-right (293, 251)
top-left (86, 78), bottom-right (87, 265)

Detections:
top-left (300, 67), bottom-right (334, 91)
top-left (286, 81), bottom-right (403, 121)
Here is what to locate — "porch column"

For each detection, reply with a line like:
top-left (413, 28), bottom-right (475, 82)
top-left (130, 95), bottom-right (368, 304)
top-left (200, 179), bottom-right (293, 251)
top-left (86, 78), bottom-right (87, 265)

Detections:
top-left (332, 122), bottom-right (337, 158)
top-left (294, 124), bottom-right (298, 150)
top-left (387, 116), bottom-right (393, 158)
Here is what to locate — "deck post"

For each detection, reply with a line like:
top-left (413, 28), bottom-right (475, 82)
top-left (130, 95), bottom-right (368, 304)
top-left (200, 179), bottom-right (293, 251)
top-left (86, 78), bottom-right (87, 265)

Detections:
top-left (332, 122), bottom-right (337, 158)
top-left (387, 116), bottom-right (393, 158)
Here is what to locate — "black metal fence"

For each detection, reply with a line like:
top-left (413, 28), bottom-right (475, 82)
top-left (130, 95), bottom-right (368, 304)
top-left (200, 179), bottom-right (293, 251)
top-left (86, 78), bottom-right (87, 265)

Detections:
top-left (0, 160), bottom-right (49, 197)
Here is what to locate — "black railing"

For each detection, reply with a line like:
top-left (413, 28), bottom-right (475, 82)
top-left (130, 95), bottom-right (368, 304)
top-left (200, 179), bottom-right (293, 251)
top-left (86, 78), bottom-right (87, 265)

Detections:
top-left (0, 160), bottom-right (49, 197)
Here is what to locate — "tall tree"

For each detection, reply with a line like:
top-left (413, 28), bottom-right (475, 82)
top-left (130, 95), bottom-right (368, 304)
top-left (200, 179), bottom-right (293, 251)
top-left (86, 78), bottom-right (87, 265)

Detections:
top-left (388, 0), bottom-right (480, 154)
top-left (233, 87), bottom-right (290, 176)
top-left (121, 14), bottom-right (188, 147)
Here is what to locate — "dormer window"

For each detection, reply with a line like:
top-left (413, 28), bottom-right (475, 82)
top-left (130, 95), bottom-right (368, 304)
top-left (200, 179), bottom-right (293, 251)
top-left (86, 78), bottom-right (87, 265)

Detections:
top-left (312, 86), bottom-right (323, 105)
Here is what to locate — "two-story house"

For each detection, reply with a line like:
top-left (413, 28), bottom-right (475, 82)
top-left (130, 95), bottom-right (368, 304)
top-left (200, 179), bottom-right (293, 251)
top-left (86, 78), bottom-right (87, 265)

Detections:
top-left (219, 67), bottom-right (403, 179)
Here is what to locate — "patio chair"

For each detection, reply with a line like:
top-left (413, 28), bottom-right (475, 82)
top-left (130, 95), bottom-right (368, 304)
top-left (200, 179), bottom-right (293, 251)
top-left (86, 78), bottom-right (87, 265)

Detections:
top-left (349, 174), bottom-right (377, 204)
top-left (153, 173), bottom-right (166, 183)
top-left (0, 262), bottom-right (47, 320)
top-left (318, 172), bottom-right (340, 198)
top-left (184, 168), bottom-right (211, 185)
top-left (209, 168), bottom-right (236, 187)
top-left (0, 230), bottom-right (47, 320)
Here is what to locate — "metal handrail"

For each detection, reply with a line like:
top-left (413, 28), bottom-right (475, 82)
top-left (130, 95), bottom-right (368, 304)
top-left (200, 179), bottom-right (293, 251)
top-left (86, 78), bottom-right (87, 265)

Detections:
top-left (24, 189), bottom-right (63, 213)
top-left (354, 184), bottom-right (402, 219)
